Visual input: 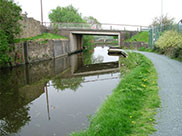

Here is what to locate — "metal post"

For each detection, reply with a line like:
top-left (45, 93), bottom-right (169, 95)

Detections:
top-left (45, 84), bottom-right (50, 120)
top-left (160, 0), bottom-right (163, 31)
top-left (110, 26), bottom-right (112, 30)
top-left (40, 0), bottom-right (43, 25)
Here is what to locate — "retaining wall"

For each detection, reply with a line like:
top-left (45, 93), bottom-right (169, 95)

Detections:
top-left (11, 39), bottom-right (70, 66)
top-left (123, 42), bottom-right (149, 49)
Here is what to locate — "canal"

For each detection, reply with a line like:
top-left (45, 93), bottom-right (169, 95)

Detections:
top-left (0, 46), bottom-right (121, 136)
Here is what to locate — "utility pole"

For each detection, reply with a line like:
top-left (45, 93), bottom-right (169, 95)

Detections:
top-left (161, 0), bottom-right (163, 30)
top-left (40, 0), bottom-right (43, 25)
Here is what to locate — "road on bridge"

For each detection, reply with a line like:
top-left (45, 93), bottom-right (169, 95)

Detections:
top-left (139, 52), bottom-right (182, 136)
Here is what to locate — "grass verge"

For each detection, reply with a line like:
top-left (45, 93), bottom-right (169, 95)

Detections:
top-left (71, 52), bottom-right (160, 136)
top-left (125, 31), bottom-right (149, 43)
top-left (15, 33), bottom-right (67, 43)
top-left (137, 47), bottom-right (153, 52)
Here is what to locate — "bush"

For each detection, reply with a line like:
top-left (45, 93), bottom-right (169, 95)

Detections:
top-left (155, 30), bottom-right (182, 49)
top-left (0, 0), bottom-right (22, 67)
top-left (0, 30), bottom-right (11, 66)
top-left (155, 30), bottom-right (182, 60)
top-left (0, 0), bottom-right (22, 44)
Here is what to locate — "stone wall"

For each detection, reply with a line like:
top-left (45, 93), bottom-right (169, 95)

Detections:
top-left (26, 40), bottom-right (54, 63)
top-left (10, 42), bottom-right (25, 66)
top-left (11, 39), bottom-right (70, 66)
top-left (26, 39), bottom-right (70, 63)
top-left (123, 42), bottom-right (149, 49)
top-left (18, 14), bottom-right (46, 39)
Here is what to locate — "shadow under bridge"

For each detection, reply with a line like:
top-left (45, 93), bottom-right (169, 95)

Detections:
top-left (69, 30), bottom-right (122, 53)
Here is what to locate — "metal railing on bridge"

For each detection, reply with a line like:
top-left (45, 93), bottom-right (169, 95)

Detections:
top-left (42, 22), bottom-right (149, 32)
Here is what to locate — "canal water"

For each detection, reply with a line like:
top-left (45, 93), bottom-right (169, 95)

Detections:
top-left (0, 46), bottom-right (121, 136)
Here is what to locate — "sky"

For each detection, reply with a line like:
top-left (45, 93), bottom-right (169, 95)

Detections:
top-left (14, 0), bottom-right (182, 26)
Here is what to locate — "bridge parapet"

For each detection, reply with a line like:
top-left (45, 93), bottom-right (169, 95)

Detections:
top-left (43, 22), bottom-right (149, 32)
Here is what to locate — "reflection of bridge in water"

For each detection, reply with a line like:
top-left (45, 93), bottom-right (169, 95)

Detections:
top-left (73, 61), bottom-right (120, 76)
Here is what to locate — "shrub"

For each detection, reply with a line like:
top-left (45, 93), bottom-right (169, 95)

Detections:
top-left (155, 30), bottom-right (182, 59)
top-left (0, 30), bottom-right (11, 66)
top-left (155, 30), bottom-right (182, 49)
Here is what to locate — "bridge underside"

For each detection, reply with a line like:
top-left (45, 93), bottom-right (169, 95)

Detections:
top-left (69, 30), bottom-right (123, 53)
top-left (47, 28), bottom-right (138, 54)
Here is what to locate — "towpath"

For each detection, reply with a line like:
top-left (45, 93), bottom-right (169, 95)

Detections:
top-left (138, 52), bottom-right (182, 136)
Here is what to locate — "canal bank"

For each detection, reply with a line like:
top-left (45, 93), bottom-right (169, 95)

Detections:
top-left (71, 52), bottom-right (160, 136)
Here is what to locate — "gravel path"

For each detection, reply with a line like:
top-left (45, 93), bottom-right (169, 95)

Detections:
top-left (139, 52), bottom-right (182, 136)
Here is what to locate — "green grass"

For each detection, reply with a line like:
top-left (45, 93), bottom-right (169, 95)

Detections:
top-left (138, 47), bottom-right (153, 52)
top-left (71, 52), bottom-right (160, 136)
top-left (125, 31), bottom-right (149, 44)
top-left (15, 33), bottom-right (67, 43)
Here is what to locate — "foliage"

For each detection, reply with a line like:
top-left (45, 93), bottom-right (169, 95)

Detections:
top-left (150, 14), bottom-right (174, 27)
top-left (125, 31), bottom-right (149, 43)
top-left (52, 77), bottom-right (83, 91)
top-left (83, 16), bottom-right (101, 25)
top-left (82, 35), bottom-right (95, 64)
top-left (15, 33), bottom-right (67, 43)
top-left (0, 68), bottom-right (31, 134)
top-left (83, 35), bottom-right (94, 47)
top-left (71, 53), bottom-right (160, 136)
top-left (155, 30), bottom-right (182, 49)
top-left (49, 5), bottom-right (85, 23)
top-left (138, 47), bottom-right (153, 52)
top-left (113, 36), bottom-right (118, 39)
top-left (124, 32), bottom-right (130, 40)
top-left (154, 30), bottom-right (182, 60)
top-left (0, 0), bottom-right (22, 66)
top-left (0, 30), bottom-right (11, 66)
top-left (0, 0), bottom-right (22, 44)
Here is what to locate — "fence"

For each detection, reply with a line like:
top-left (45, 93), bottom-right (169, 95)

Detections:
top-left (149, 23), bottom-right (182, 48)
top-left (42, 22), bottom-right (149, 32)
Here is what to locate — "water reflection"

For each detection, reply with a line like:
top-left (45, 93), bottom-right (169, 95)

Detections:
top-left (52, 77), bottom-right (84, 91)
top-left (0, 46), bottom-right (121, 136)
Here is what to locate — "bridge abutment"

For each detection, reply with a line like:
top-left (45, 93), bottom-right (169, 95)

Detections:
top-left (69, 33), bottom-right (83, 53)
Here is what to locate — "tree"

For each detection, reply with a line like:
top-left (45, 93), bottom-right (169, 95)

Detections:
top-left (150, 14), bottom-right (174, 27)
top-left (49, 5), bottom-right (85, 23)
top-left (0, 0), bottom-right (22, 44)
top-left (0, 0), bottom-right (22, 66)
top-left (83, 16), bottom-right (100, 24)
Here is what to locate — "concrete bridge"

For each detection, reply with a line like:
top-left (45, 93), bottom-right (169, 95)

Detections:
top-left (44, 22), bottom-right (148, 53)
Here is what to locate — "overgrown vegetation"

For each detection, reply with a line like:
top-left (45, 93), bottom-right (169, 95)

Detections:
top-left (0, 30), bottom-right (11, 66)
top-left (82, 35), bottom-right (95, 64)
top-left (150, 14), bottom-right (174, 27)
top-left (125, 31), bottom-right (149, 43)
top-left (71, 52), bottom-right (160, 136)
top-left (15, 33), bottom-right (67, 43)
top-left (0, 0), bottom-right (22, 66)
top-left (49, 5), bottom-right (85, 23)
top-left (154, 30), bottom-right (182, 60)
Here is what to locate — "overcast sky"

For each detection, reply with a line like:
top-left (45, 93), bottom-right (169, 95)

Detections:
top-left (14, 0), bottom-right (182, 26)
